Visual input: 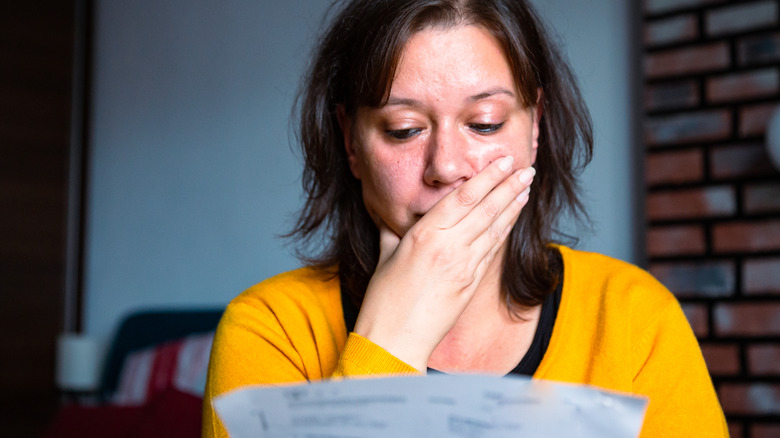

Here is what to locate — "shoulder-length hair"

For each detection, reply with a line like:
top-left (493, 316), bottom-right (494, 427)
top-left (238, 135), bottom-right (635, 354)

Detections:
top-left (289, 0), bottom-right (593, 309)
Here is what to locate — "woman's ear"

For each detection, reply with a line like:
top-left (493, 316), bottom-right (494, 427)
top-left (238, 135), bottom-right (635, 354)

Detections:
top-left (337, 104), bottom-right (361, 179)
top-left (531, 88), bottom-right (543, 163)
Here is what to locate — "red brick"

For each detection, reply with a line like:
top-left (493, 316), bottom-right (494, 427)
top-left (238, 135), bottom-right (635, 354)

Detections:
top-left (680, 303), bottom-right (709, 337)
top-left (748, 344), bottom-right (780, 374)
top-left (753, 424), bottom-right (780, 438)
top-left (707, 69), bottom-right (779, 103)
top-left (645, 110), bottom-right (731, 146)
top-left (644, 80), bottom-right (699, 111)
top-left (647, 225), bottom-right (705, 256)
top-left (744, 257), bottom-right (780, 294)
top-left (714, 302), bottom-right (780, 336)
top-left (701, 343), bottom-right (740, 375)
top-left (740, 103), bottom-right (779, 137)
top-left (710, 143), bottom-right (779, 179)
top-left (645, 0), bottom-right (724, 15)
top-left (729, 422), bottom-right (744, 438)
top-left (645, 14), bottom-right (698, 47)
top-left (706, 1), bottom-right (779, 36)
top-left (713, 220), bottom-right (780, 253)
top-left (645, 149), bottom-right (703, 186)
top-left (650, 261), bottom-right (735, 298)
top-left (743, 183), bottom-right (780, 213)
top-left (744, 183), bottom-right (780, 214)
top-left (719, 383), bottom-right (780, 415)
top-left (647, 186), bottom-right (735, 220)
top-left (645, 43), bottom-right (730, 79)
top-left (739, 32), bottom-right (780, 66)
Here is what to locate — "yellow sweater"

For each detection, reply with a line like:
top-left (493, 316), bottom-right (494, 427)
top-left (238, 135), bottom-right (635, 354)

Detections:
top-left (203, 246), bottom-right (728, 437)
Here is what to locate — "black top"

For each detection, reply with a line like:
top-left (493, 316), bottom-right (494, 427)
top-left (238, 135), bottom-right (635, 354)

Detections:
top-left (508, 279), bottom-right (561, 376)
top-left (340, 270), bottom-right (562, 377)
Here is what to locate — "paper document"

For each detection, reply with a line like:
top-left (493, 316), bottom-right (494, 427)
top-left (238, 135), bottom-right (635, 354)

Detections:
top-left (214, 374), bottom-right (647, 437)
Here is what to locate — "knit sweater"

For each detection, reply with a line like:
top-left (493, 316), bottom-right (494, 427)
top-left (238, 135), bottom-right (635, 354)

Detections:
top-left (203, 246), bottom-right (728, 437)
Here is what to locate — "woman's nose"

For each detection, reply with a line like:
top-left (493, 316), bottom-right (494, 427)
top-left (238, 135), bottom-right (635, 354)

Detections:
top-left (422, 126), bottom-right (475, 187)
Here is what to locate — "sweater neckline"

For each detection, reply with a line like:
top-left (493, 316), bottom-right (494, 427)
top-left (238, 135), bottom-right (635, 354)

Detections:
top-left (533, 244), bottom-right (573, 378)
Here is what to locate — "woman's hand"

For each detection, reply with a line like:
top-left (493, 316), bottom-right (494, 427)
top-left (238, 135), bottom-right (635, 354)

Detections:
top-left (353, 155), bottom-right (535, 371)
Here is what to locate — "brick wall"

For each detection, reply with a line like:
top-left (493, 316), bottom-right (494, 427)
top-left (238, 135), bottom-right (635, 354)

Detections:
top-left (643, 0), bottom-right (780, 436)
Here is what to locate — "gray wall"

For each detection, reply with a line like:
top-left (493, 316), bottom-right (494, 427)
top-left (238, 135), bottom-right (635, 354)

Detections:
top-left (532, 0), bottom-right (641, 261)
top-left (84, 0), bottom-right (639, 345)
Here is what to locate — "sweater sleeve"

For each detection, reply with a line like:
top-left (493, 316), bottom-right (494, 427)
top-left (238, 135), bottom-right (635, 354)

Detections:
top-left (202, 273), bottom-right (418, 438)
top-left (332, 333), bottom-right (420, 377)
top-left (202, 300), bottom-right (309, 438)
top-left (631, 296), bottom-right (728, 437)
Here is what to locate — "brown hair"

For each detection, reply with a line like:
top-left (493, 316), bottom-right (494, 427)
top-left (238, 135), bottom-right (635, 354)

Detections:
top-left (289, 0), bottom-right (593, 309)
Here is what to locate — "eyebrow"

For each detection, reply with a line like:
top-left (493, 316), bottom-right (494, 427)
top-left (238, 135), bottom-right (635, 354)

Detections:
top-left (384, 87), bottom-right (515, 108)
top-left (385, 97), bottom-right (423, 107)
top-left (469, 87), bottom-right (515, 102)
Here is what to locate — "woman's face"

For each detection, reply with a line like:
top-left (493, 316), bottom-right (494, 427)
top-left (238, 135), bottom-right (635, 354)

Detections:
top-left (343, 25), bottom-right (540, 237)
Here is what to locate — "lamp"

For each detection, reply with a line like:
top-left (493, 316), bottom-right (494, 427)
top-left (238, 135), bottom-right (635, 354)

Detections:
top-left (56, 333), bottom-right (100, 393)
top-left (768, 104), bottom-right (780, 170)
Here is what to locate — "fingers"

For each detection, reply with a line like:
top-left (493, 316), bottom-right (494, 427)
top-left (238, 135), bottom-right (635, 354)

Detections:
top-left (410, 155), bottom-right (534, 273)
top-left (462, 168), bottom-right (532, 285)
top-left (421, 155), bottom-right (518, 229)
top-left (472, 180), bottom-right (530, 272)
top-left (405, 157), bottom-right (533, 297)
top-left (456, 165), bottom-right (535, 245)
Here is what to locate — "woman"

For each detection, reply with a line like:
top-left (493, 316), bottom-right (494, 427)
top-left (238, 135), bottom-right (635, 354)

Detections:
top-left (204, 0), bottom-right (727, 436)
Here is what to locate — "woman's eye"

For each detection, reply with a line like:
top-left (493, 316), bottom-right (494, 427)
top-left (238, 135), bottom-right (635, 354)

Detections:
top-left (385, 128), bottom-right (422, 140)
top-left (469, 122), bottom-right (505, 134)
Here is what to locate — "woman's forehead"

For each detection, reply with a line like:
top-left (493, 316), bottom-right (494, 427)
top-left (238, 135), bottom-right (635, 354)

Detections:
top-left (384, 25), bottom-right (521, 107)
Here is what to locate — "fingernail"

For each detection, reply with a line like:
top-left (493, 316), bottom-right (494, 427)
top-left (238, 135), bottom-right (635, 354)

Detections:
top-left (516, 187), bottom-right (530, 203)
top-left (498, 156), bottom-right (514, 172)
top-left (518, 167), bottom-right (536, 185)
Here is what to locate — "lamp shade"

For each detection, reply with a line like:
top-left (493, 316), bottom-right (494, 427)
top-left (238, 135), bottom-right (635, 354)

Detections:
top-left (56, 333), bottom-right (100, 391)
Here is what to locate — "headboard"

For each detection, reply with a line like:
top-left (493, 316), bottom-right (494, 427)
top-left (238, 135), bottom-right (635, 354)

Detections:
top-left (99, 308), bottom-right (224, 401)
